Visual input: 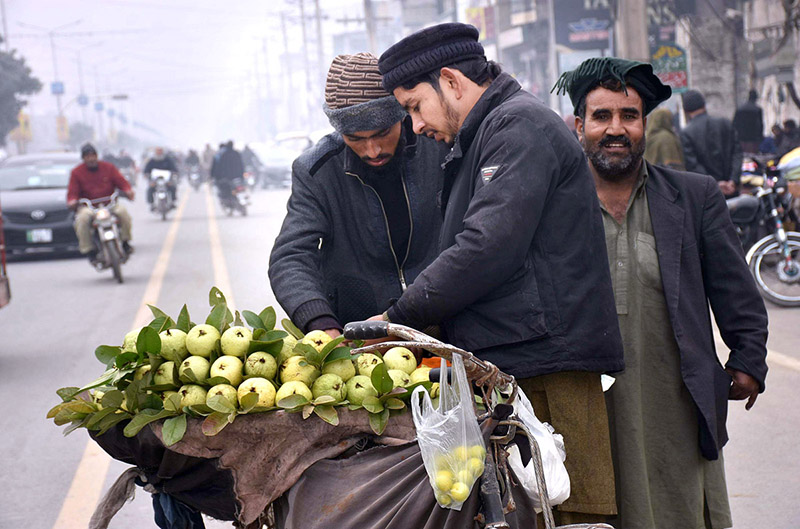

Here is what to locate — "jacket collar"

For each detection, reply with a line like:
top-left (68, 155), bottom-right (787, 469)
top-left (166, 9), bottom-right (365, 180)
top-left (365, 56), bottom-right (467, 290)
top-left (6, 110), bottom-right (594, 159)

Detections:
top-left (344, 116), bottom-right (416, 175)
top-left (445, 73), bottom-right (521, 167)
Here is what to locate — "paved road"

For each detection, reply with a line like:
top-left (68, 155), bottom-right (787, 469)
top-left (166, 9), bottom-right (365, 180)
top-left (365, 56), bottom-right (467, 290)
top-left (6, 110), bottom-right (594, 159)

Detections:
top-left (0, 179), bottom-right (797, 528)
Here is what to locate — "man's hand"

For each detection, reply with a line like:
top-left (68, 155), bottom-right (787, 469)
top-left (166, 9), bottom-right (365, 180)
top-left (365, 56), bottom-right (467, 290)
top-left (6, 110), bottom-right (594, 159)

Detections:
top-left (726, 368), bottom-right (760, 410)
top-left (718, 180), bottom-right (736, 196)
top-left (324, 328), bottom-right (341, 340)
top-left (67, 199), bottom-right (78, 212)
top-left (125, 190), bottom-right (135, 201)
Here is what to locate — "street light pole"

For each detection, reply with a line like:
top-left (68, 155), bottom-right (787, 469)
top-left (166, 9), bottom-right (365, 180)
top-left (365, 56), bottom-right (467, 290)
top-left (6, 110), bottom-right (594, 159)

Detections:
top-left (0, 0), bottom-right (9, 51)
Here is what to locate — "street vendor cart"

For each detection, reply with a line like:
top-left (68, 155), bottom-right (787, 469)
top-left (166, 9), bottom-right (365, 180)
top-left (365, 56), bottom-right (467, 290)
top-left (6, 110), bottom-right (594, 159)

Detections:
top-left (88, 322), bottom-right (613, 529)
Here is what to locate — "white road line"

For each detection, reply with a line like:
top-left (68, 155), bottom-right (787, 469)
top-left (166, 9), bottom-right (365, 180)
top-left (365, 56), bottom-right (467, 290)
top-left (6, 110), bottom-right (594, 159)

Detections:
top-left (205, 187), bottom-right (236, 309)
top-left (51, 194), bottom-right (190, 529)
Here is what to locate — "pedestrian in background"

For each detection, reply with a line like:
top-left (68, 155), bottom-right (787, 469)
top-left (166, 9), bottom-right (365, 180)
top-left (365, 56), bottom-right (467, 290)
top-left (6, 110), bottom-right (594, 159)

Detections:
top-left (732, 89), bottom-right (764, 154)
top-left (778, 119), bottom-right (800, 157)
top-left (680, 89), bottom-right (742, 198)
top-left (561, 57), bottom-right (768, 529)
top-left (644, 107), bottom-right (684, 169)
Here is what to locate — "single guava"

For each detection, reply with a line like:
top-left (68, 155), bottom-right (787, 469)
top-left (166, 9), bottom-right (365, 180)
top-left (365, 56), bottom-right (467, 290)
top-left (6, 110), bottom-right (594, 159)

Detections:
top-left (277, 335), bottom-right (300, 365)
top-left (383, 346), bottom-right (417, 374)
top-left (456, 469), bottom-right (473, 485)
top-left (311, 373), bottom-right (346, 403)
top-left (122, 328), bottom-right (141, 353)
top-left (210, 355), bottom-right (244, 387)
top-left (345, 375), bottom-right (378, 406)
top-left (185, 324), bottom-right (221, 357)
top-left (321, 358), bottom-right (356, 382)
top-left (153, 361), bottom-right (178, 387)
top-left (275, 380), bottom-right (313, 404)
top-left (237, 377), bottom-right (276, 408)
top-left (387, 369), bottom-right (411, 388)
top-left (356, 353), bottom-right (383, 377)
top-left (206, 383), bottom-right (238, 409)
top-left (435, 492), bottom-right (452, 506)
top-left (279, 356), bottom-right (320, 387)
top-left (434, 469), bottom-right (455, 492)
top-left (160, 390), bottom-right (179, 406)
top-left (179, 384), bottom-right (208, 407)
top-left (301, 329), bottom-right (333, 352)
top-left (244, 351), bottom-right (278, 379)
top-left (409, 366), bottom-right (431, 384)
top-left (220, 326), bottom-right (252, 358)
top-left (180, 355), bottom-right (211, 383)
top-left (453, 445), bottom-right (470, 461)
top-left (449, 482), bottom-right (470, 502)
top-left (467, 457), bottom-right (485, 478)
top-left (159, 328), bottom-right (188, 363)
top-left (133, 364), bottom-right (152, 381)
top-left (468, 445), bottom-right (486, 459)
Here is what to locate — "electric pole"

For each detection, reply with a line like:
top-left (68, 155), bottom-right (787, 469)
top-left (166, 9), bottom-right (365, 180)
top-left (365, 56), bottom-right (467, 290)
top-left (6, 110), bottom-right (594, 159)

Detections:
top-left (614, 0), bottom-right (649, 61)
top-left (0, 0), bottom-right (9, 51)
top-left (314, 0), bottom-right (324, 84)
top-left (363, 0), bottom-right (377, 54)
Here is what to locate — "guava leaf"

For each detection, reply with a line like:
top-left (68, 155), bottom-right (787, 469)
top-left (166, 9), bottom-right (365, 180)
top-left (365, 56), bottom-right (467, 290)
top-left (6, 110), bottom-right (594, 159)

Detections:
top-left (347, 404), bottom-right (362, 411)
top-left (206, 394), bottom-right (237, 414)
top-left (233, 310), bottom-right (244, 327)
top-left (252, 329), bottom-right (265, 341)
top-left (179, 367), bottom-right (199, 384)
top-left (202, 411), bottom-right (231, 436)
top-left (115, 352), bottom-right (139, 369)
top-left (370, 363), bottom-right (394, 395)
top-left (209, 287), bottom-right (227, 307)
top-left (63, 417), bottom-right (90, 436)
top-left (322, 347), bottom-right (353, 365)
top-left (379, 387), bottom-right (408, 402)
top-left (136, 327), bottom-right (161, 356)
top-left (73, 369), bottom-right (117, 396)
top-left (100, 390), bottom-right (125, 409)
top-left (148, 304), bottom-right (171, 321)
top-left (186, 404), bottom-right (214, 416)
top-left (95, 345), bottom-right (121, 366)
top-left (362, 396), bottom-right (385, 414)
top-left (312, 395), bottom-right (336, 406)
top-left (206, 304), bottom-right (227, 332)
top-left (243, 310), bottom-right (267, 331)
top-left (313, 405), bottom-right (339, 426)
top-left (368, 408), bottom-right (390, 436)
top-left (176, 305), bottom-right (192, 333)
top-left (47, 401), bottom-right (78, 419)
top-left (302, 404), bottom-right (315, 419)
top-left (142, 393), bottom-right (163, 412)
top-left (210, 339), bottom-right (222, 363)
top-left (86, 407), bottom-right (118, 429)
top-left (259, 307), bottom-right (277, 330)
top-left (147, 316), bottom-right (167, 333)
top-left (238, 392), bottom-right (259, 413)
top-left (205, 376), bottom-right (231, 387)
top-left (57, 387), bottom-right (80, 402)
top-left (293, 342), bottom-right (318, 358)
top-left (123, 409), bottom-right (174, 437)
top-left (384, 397), bottom-right (406, 410)
top-left (277, 394), bottom-right (309, 409)
top-left (162, 415), bottom-right (187, 446)
top-left (95, 411), bottom-right (131, 435)
top-left (54, 408), bottom-right (89, 426)
top-left (163, 393), bottom-right (183, 413)
top-left (319, 336), bottom-right (345, 357)
top-left (281, 318), bottom-right (304, 340)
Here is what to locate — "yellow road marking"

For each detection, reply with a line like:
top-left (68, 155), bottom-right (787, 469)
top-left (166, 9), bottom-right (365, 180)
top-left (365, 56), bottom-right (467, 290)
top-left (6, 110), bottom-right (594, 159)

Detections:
top-left (52, 193), bottom-right (189, 529)
top-left (205, 187), bottom-right (236, 308)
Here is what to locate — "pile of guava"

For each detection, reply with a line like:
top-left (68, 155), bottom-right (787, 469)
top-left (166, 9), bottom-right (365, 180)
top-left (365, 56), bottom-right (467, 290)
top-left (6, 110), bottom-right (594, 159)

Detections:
top-left (48, 287), bottom-right (438, 446)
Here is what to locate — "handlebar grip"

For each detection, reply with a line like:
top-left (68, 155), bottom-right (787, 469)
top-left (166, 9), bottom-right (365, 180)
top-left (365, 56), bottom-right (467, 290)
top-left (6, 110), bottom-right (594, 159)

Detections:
top-left (343, 320), bottom-right (389, 340)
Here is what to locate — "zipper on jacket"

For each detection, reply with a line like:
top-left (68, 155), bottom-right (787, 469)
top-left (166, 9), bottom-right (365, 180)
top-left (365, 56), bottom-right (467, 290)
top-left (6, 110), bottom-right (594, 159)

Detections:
top-left (346, 170), bottom-right (412, 291)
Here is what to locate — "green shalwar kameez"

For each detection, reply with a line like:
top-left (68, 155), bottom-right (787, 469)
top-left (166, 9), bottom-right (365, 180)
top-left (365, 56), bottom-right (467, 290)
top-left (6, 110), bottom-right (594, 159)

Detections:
top-left (600, 166), bottom-right (732, 529)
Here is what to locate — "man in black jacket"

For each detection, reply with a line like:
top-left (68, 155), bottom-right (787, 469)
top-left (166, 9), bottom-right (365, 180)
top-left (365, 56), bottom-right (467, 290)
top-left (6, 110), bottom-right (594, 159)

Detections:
top-left (560, 57), bottom-right (768, 528)
top-left (680, 90), bottom-right (742, 198)
top-left (378, 24), bottom-right (623, 525)
top-left (269, 53), bottom-right (445, 338)
top-left (143, 147), bottom-right (179, 208)
top-left (732, 89), bottom-right (764, 154)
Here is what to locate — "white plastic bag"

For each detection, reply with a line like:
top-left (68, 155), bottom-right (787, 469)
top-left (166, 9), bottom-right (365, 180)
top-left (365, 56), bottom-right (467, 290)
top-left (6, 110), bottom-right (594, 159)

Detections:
top-left (411, 355), bottom-right (486, 510)
top-left (507, 388), bottom-right (571, 511)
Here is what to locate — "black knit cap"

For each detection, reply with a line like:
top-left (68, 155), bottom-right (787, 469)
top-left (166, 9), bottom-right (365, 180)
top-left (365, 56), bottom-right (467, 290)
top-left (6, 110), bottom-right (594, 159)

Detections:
top-left (80, 142), bottom-right (97, 157)
top-left (682, 89), bottom-right (705, 113)
top-left (552, 57), bottom-right (672, 116)
top-left (378, 23), bottom-right (485, 92)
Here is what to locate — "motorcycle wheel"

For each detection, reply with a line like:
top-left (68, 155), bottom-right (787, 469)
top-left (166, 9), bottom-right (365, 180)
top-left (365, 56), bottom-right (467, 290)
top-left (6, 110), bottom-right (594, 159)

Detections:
top-left (106, 240), bottom-right (124, 284)
top-left (747, 231), bottom-right (800, 306)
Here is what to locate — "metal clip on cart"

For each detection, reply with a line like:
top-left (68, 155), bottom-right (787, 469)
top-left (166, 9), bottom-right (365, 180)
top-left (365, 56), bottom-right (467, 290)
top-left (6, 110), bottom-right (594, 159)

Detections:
top-left (343, 321), bottom-right (614, 529)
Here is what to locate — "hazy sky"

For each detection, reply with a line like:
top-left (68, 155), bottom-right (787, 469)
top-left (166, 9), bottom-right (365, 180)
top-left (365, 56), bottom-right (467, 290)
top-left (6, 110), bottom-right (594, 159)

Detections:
top-left (5, 0), bottom-right (368, 148)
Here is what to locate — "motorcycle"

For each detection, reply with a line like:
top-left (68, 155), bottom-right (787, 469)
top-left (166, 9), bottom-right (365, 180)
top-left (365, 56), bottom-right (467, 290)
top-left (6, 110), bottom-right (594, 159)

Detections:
top-left (728, 157), bottom-right (800, 306)
top-left (79, 192), bottom-right (128, 284)
top-left (188, 165), bottom-right (203, 191)
top-left (121, 167), bottom-right (137, 187)
top-left (217, 177), bottom-right (249, 216)
top-left (150, 169), bottom-right (175, 221)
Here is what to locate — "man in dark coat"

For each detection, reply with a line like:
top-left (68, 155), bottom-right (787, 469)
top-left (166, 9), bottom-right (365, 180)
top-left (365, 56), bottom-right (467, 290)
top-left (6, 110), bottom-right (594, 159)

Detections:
top-left (559, 57), bottom-right (769, 529)
top-left (269, 53), bottom-right (445, 338)
top-left (378, 24), bottom-right (624, 525)
top-left (680, 90), bottom-right (742, 198)
top-left (732, 89), bottom-right (764, 154)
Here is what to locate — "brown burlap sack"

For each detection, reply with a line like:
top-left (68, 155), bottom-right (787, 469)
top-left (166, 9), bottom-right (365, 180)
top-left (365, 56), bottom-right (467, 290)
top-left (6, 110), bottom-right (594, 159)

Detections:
top-left (149, 409), bottom-right (417, 525)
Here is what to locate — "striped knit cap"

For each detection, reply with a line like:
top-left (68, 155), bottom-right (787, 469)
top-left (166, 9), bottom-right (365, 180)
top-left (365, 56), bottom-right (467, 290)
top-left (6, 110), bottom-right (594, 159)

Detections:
top-left (323, 52), bottom-right (406, 134)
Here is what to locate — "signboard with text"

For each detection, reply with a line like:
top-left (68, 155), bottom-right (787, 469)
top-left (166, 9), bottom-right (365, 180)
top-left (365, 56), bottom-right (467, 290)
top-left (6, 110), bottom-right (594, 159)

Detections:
top-left (651, 44), bottom-right (688, 93)
top-left (554, 0), bottom-right (613, 52)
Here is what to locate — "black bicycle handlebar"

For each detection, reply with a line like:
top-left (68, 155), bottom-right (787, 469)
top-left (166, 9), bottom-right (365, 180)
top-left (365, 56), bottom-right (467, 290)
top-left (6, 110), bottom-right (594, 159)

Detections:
top-left (343, 320), bottom-right (389, 340)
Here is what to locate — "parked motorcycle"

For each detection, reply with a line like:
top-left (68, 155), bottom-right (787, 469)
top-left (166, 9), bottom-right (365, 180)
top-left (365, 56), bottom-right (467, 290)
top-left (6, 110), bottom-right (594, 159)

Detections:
top-left (728, 158), bottom-right (800, 306)
top-left (79, 192), bottom-right (128, 284)
top-left (217, 177), bottom-right (249, 216)
top-left (150, 169), bottom-right (175, 221)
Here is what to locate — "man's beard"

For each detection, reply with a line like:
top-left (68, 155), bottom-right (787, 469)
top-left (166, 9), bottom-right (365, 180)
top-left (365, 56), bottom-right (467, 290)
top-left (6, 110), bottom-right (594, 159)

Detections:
top-left (441, 95), bottom-right (461, 146)
top-left (582, 134), bottom-right (646, 181)
top-left (86, 163), bottom-right (99, 171)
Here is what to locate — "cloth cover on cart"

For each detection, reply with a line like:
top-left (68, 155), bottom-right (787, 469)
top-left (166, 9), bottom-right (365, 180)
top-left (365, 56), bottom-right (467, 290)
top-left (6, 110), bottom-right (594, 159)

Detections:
top-left (273, 441), bottom-right (539, 528)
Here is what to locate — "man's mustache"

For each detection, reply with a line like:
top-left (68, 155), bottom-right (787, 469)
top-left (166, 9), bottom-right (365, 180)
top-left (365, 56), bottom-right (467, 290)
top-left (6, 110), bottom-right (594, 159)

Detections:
top-left (599, 135), bottom-right (632, 147)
